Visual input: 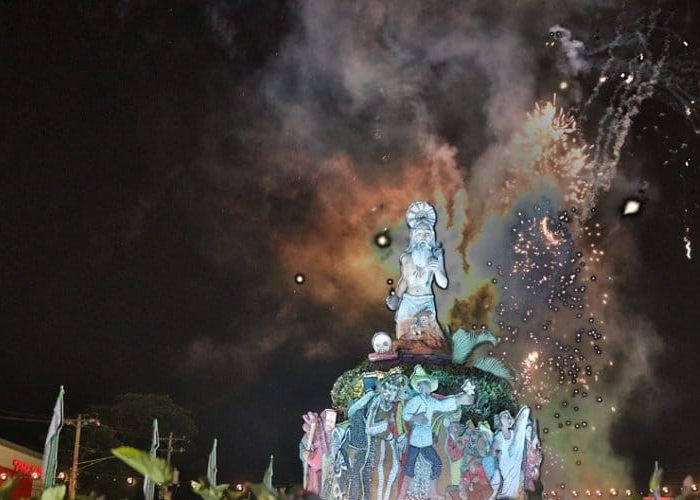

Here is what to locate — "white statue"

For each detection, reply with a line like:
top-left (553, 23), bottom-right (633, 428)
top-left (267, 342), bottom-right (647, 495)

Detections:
top-left (386, 201), bottom-right (448, 351)
top-left (491, 406), bottom-right (531, 500)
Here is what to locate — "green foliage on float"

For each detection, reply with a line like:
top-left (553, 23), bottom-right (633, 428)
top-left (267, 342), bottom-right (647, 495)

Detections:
top-left (329, 360), bottom-right (518, 424)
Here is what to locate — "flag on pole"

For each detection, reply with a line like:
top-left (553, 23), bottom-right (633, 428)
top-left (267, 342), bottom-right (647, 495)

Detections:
top-left (263, 455), bottom-right (274, 492)
top-left (650, 461), bottom-right (662, 500)
top-left (143, 419), bottom-right (159, 500)
top-left (207, 439), bottom-right (217, 486)
top-left (41, 386), bottom-right (64, 491)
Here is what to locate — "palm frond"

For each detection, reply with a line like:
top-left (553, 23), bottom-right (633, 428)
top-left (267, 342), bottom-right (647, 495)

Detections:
top-left (451, 329), bottom-right (497, 364)
top-left (472, 357), bottom-right (513, 382)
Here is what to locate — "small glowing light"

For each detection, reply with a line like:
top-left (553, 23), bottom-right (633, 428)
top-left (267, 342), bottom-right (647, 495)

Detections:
top-left (57, 472), bottom-right (66, 481)
top-left (294, 273), bottom-right (306, 284)
top-left (662, 487), bottom-right (670, 494)
top-left (31, 471), bottom-right (40, 480)
top-left (374, 231), bottom-right (391, 248)
top-left (599, 75), bottom-right (608, 83)
top-left (560, 81), bottom-right (569, 90)
top-left (126, 477), bottom-right (135, 485)
top-left (236, 484), bottom-right (244, 492)
top-left (626, 490), bottom-right (632, 496)
top-left (586, 490), bottom-right (592, 497)
top-left (610, 488), bottom-right (618, 496)
top-left (686, 107), bottom-right (692, 116)
top-left (623, 199), bottom-right (641, 215)
top-left (691, 485), bottom-right (698, 492)
top-left (625, 73), bottom-right (634, 84)
top-left (683, 40), bottom-right (689, 47)
top-left (0, 473), bottom-right (7, 481)
top-left (596, 490), bottom-right (603, 497)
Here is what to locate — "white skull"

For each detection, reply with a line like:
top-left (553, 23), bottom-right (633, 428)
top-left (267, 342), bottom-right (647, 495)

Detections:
top-left (372, 332), bottom-right (393, 353)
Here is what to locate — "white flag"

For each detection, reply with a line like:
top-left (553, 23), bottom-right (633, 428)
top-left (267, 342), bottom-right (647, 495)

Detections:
top-left (41, 386), bottom-right (64, 491)
top-left (143, 419), bottom-right (159, 500)
top-left (207, 439), bottom-right (217, 486)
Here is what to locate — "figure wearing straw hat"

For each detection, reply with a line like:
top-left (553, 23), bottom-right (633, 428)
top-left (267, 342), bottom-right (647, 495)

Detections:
top-left (396, 365), bottom-right (475, 500)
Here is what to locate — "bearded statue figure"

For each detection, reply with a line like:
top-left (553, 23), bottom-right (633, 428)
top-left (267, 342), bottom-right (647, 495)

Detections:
top-left (386, 201), bottom-right (449, 352)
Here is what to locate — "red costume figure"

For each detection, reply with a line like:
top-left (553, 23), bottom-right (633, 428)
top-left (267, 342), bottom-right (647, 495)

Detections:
top-left (459, 456), bottom-right (493, 500)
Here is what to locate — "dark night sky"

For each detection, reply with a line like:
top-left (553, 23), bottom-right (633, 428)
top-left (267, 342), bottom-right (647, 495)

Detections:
top-left (3, 0), bottom-right (700, 493)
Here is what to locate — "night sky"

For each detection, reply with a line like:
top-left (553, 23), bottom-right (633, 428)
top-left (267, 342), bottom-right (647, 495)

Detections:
top-left (3, 0), bottom-right (700, 493)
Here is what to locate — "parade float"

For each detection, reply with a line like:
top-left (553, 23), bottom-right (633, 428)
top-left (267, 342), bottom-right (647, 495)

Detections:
top-left (300, 202), bottom-right (543, 500)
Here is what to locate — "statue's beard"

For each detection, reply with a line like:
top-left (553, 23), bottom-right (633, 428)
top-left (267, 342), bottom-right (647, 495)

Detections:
top-left (412, 243), bottom-right (432, 268)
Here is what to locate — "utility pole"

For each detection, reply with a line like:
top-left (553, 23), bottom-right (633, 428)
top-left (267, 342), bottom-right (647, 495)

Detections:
top-left (160, 432), bottom-right (187, 466)
top-left (64, 414), bottom-right (100, 500)
top-left (159, 433), bottom-right (186, 499)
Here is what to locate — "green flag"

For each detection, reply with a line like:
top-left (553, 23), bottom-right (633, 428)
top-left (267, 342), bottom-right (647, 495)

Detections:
top-left (207, 439), bottom-right (217, 486)
top-left (143, 419), bottom-right (159, 500)
top-left (41, 386), bottom-right (64, 491)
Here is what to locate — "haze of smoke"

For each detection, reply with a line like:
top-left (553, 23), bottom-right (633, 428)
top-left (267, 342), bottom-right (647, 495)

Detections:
top-left (185, 0), bottom-right (550, 367)
top-left (550, 25), bottom-right (591, 76)
top-left (179, 0), bottom-right (686, 489)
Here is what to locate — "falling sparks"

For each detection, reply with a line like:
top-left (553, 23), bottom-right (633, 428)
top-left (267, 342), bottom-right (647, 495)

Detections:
top-left (472, 193), bottom-right (630, 494)
top-left (506, 99), bottom-right (595, 214)
top-left (541, 216), bottom-right (563, 246)
top-left (684, 227), bottom-right (692, 260)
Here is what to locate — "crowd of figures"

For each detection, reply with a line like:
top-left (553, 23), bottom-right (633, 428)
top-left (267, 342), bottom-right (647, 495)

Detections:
top-left (300, 367), bottom-right (542, 500)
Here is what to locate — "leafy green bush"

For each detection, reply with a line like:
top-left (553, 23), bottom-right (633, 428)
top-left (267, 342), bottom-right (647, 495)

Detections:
top-left (329, 361), bottom-right (518, 425)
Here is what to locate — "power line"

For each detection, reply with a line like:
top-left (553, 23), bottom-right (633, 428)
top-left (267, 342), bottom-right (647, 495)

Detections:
top-left (0, 409), bottom-right (53, 419)
top-left (0, 415), bottom-right (50, 423)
